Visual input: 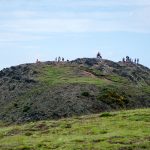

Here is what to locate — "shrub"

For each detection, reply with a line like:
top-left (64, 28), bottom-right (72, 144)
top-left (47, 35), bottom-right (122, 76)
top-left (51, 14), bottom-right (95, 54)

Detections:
top-left (25, 132), bottom-right (32, 136)
top-left (14, 103), bottom-right (18, 108)
top-left (97, 88), bottom-right (129, 107)
top-left (81, 92), bottom-right (90, 97)
top-left (23, 105), bottom-right (30, 112)
top-left (100, 112), bottom-right (114, 117)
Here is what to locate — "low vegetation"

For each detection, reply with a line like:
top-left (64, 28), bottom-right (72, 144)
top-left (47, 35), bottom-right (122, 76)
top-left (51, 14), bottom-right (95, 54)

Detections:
top-left (38, 65), bottom-right (107, 86)
top-left (0, 58), bottom-right (149, 123)
top-left (0, 109), bottom-right (150, 150)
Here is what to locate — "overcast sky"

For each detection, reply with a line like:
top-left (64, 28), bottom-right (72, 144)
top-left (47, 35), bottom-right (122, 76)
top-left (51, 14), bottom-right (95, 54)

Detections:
top-left (0, 0), bottom-right (150, 70)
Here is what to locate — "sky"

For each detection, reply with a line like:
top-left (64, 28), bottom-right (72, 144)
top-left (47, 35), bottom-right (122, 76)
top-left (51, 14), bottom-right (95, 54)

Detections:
top-left (0, 0), bottom-right (150, 70)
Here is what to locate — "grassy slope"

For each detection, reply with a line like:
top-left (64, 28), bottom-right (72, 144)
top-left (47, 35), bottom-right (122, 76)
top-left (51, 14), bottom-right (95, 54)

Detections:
top-left (37, 64), bottom-right (150, 105)
top-left (0, 109), bottom-right (150, 150)
top-left (38, 64), bottom-right (109, 86)
top-left (37, 63), bottom-right (148, 88)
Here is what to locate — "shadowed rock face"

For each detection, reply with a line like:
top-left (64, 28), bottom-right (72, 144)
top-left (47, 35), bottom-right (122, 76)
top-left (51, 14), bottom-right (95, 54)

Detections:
top-left (0, 58), bottom-right (150, 124)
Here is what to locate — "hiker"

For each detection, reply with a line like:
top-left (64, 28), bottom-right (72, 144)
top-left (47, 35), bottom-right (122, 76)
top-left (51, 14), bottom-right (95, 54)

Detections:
top-left (97, 52), bottom-right (102, 59)
top-left (137, 58), bottom-right (139, 64)
top-left (126, 56), bottom-right (129, 62)
top-left (134, 59), bottom-right (137, 64)
top-left (58, 56), bottom-right (61, 62)
top-left (122, 58), bottom-right (125, 63)
top-left (36, 59), bottom-right (39, 63)
top-left (55, 57), bottom-right (57, 62)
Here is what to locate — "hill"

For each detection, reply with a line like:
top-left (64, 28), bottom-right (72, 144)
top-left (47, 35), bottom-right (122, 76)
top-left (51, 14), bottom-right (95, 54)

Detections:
top-left (0, 58), bottom-right (150, 123)
top-left (0, 108), bottom-right (150, 150)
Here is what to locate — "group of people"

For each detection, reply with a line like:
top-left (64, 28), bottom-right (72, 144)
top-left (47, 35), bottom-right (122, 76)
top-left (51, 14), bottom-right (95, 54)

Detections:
top-left (96, 52), bottom-right (140, 65)
top-left (35, 52), bottom-right (140, 65)
top-left (122, 56), bottom-right (139, 64)
top-left (55, 57), bottom-right (65, 62)
top-left (36, 57), bottom-right (67, 64)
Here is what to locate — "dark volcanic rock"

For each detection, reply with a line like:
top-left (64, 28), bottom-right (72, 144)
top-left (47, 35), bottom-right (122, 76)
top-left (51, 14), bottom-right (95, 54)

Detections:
top-left (72, 58), bottom-right (100, 66)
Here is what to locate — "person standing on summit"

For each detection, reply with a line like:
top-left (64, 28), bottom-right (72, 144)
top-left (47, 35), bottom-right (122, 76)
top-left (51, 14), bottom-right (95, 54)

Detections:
top-left (97, 52), bottom-right (102, 59)
top-left (137, 58), bottom-right (139, 64)
top-left (134, 58), bottom-right (137, 64)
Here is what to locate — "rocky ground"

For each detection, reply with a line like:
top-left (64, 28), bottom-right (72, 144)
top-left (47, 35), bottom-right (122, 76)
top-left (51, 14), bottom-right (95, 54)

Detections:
top-left (0, 58), bottom-right (150, 124)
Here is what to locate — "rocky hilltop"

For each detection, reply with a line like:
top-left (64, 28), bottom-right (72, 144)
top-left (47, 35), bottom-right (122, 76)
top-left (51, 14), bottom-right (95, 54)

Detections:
top-left (0, 58), bottom-right (150, 123)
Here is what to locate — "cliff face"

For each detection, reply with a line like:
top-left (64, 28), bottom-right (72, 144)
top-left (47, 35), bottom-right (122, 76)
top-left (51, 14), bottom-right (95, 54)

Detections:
top-left (0, 58), bottom-right (150, 123)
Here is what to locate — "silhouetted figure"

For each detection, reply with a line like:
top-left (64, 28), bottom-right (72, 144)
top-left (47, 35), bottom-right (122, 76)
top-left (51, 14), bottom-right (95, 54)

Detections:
top-left (137, 58), bottom-right (139, 64)
top-left (55, 57), bottom-right (57, 62)
top-left (97, 52), bottom-right (102, 59)
top-left (62, 57), bottom-right (64, 62)
top-left (58, 56), bottom-right (61, 62)
top-left (134, 59), bottom-right (137, 64)
top-left (126, 56), bottom-right (130, 62)
top-left (36, 59), bottom-right (39, 63)
top-left (122, 58), bottom-right (125, 63)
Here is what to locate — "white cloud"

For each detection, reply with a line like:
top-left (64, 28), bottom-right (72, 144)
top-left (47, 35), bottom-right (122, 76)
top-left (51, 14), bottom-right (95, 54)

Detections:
top-left (71, 0), bottom-right (150, 7)
top-left (1, 8), bottom-right (150, 35)
top-left (0, 32), bottom-right (46, 42)
top-left (0, 0), bottom-right (150, 43)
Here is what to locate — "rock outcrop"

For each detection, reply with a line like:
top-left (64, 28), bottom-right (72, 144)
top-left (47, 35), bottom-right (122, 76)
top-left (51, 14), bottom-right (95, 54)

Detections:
top-left (0, 58), bottom-right (150, 123)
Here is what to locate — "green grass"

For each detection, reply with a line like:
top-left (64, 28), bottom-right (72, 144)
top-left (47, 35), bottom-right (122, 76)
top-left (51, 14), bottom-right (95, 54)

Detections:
top-left (0, 109), bottom-right (150, 150)
top-left (142, 86), bottom-right (150, 94)
top-left (79, 66), bottom-right (129, 84)
top-left (105, 75), bottom-right (129, 84)
top-left (38, 65), bottom-right (108, 86)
